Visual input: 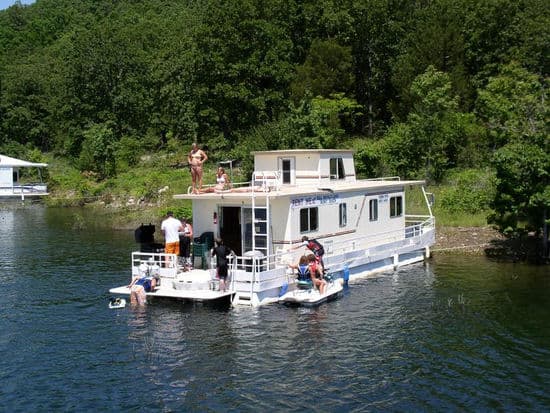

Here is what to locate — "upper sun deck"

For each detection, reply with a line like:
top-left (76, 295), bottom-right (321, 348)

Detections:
top-left (174, 149), bottom-right (425, 201)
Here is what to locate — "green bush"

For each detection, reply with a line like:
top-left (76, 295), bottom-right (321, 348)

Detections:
top-left (438, 168), bottom-right (496, 214)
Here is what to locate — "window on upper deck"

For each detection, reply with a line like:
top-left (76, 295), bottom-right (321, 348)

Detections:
top-left (330, 157), bottom-right (345, 180)
top-left (279, 157), bottom-right (294, 184)
top-left (281, 159), bottom-right (291, 184)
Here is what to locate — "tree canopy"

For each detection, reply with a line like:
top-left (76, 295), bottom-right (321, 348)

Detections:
top-left (0, 0), bottom-right (548, 250)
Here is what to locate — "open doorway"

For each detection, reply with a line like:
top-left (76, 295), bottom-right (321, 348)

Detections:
top-left (219, 206), bottom-right (242, 256)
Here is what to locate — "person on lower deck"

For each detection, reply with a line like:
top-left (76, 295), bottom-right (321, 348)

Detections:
top-left (178, 218), bottom-right (193, 268)
top-left (307, 254), bottom-right (327, 294)
top-left (128, 258), bottom-right (159, 305)
top-left (161, 211), bottom-right (183, 267)
top-left (211, 238), bottom-right (233, 292)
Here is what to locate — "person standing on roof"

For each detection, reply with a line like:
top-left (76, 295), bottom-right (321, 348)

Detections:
top-left (188, 142), bottom-right (208, 194)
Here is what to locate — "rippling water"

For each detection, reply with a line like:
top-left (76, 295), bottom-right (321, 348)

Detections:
top-left (1, 206), bottom-right (549, 412)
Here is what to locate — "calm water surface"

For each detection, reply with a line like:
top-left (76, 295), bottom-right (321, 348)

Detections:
top-left (1, 206), bottom-right (549, 412)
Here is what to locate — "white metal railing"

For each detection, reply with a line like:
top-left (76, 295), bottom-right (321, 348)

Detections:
top-left (252, 171), bottom-right (281, 191)
top-left (0, 184), bottom-right (48, 194)
top-left (131, 252), bottom-right (179, 278)
top-left (364, 176), bottom-right (401, 181)
top-left (231, 214), bottom-right (435, 276)
top-left (128, 215), bottom-right (434, 296)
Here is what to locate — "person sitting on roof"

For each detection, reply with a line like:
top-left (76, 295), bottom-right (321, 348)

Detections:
top-left (200, 167), bottom-right (233, 193)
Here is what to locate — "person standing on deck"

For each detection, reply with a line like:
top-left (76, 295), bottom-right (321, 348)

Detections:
top-left (178, 218), bottom-right (193, 268)
top-left (211, 238), bottom-right (233, 292)
top-left (188, 142), bottom-right (208, 194)
top-left (161, 211), bottom-right (183, 266)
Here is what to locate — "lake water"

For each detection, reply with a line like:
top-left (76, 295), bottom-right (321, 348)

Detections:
top-left (1, 205), bottom-right (549, 412)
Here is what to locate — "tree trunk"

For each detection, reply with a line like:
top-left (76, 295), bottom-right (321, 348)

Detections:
top-left (543, 207), bottom-right (549, 259)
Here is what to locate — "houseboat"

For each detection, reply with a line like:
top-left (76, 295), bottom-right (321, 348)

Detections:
top-left (0, 154), bottom-right (48, 200)
top-left (110, 149), bottom-right (435, 307)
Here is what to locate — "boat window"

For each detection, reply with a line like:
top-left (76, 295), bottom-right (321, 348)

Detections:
top-left (300, 207), bottom-right (318, 232)
top-left (330, 157), bottom-right (345, 180)
top-left (339, 203), bottom-right (347, 227)
top-left (281, 159), bottom-right (292, 184)
top-left (369, 199), bottom-right (378, 221)
top-left (390, 196), bottom-right (403, 218)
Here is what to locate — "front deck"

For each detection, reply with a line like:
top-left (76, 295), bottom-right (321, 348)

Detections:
top-left (109, 285), bottom-right (234, 301)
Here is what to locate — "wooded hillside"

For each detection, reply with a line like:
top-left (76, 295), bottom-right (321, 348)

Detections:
top-left (0, 0), bottom-right (548, 243)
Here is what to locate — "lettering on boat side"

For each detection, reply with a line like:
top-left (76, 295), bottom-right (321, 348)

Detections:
top-left (291, 194), bottom-right (339, 208)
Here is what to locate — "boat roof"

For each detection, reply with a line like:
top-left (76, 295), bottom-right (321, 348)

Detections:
top-left (0, 154), bottom-right (48, 167)
top-left (251, 149), bottom-right (354, 156)
top-left (173, 178), bottom-right (425, 201)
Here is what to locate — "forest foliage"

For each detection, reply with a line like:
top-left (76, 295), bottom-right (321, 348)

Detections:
top-left (0, 0), bottom-right (548, 238)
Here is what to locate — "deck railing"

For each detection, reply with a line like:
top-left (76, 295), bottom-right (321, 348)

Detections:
top-left (0, 183), bottom-right (48, 194)
top-left (230, 214), bottom-right (435, 276)
top-left (128, 215), bottom-right (434, 296)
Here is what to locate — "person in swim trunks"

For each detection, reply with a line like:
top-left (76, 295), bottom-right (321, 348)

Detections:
top-left (188, 142), bottom-right (208, 194)
top-left (161, 211), bottom-right (184, 267)
top-left (211, 238), bottom-right (233, 292)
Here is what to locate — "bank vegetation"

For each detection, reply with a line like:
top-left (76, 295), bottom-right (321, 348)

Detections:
top-left (1, 0), bottom-right (548, 260)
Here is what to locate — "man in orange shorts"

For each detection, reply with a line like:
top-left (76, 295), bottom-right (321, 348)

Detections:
top-left (161, 211), bottom-right (183, 266)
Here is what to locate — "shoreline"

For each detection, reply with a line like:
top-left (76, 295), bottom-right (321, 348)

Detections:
top-left (433, 226), bottom-right (505, 255)
top-left (434, 225), bottom-right (548, 263)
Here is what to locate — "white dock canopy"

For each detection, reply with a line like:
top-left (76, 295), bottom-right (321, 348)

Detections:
top-left (0, 154), bottom-right (48, 199)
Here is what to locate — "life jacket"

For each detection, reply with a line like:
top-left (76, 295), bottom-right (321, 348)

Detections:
top-left (297, 264), bottom-right (310, 281)
top-left (307, 240), bottom-right (324, 257)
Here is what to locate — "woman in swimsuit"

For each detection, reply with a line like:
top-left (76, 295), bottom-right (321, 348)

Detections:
top-left (188, 142), bottom-right (208, 194)
top-left (200, 167), bottom-right (232, 193)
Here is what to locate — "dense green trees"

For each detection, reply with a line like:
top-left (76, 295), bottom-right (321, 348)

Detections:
top-left (0, 0), bottom-right (548, 252)
top-left (478, 63), bottom-right (549, 245)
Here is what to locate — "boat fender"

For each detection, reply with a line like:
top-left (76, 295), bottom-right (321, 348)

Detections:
top-left (279, 282), bottom-right (288, 297)
top-left (343, 264), bottom-right (350, 287)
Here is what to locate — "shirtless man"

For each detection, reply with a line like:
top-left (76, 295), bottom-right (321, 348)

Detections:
top-left (188, 142), bottom-right (208, 194)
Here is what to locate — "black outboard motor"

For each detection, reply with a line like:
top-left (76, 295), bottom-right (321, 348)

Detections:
top-left (135, 223), bottom-right (164, 253)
